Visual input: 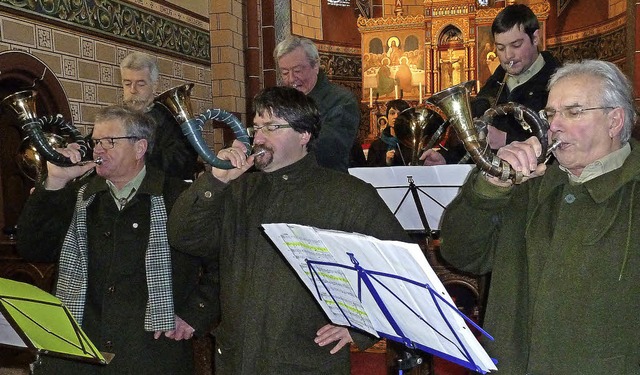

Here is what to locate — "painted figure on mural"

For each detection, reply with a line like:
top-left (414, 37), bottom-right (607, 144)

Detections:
top-left (376, 57), bottom-right (395, 96)
top-left (386, 37), bottom-right (403, 65)
top-left (395, 56), bottom-right (413, 94)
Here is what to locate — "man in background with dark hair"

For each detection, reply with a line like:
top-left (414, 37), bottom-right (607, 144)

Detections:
top-left (168, 86), bottom-right (408, 374)
top-left (422, 3), bottom-right (560, 165)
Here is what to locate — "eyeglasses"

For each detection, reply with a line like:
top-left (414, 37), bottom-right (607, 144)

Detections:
top-left (539, 106), bottom-right (614, 122)
top-left (89, 136), bottom-right (139, 149)
top-left (251, 123), bottom-right (291, 134)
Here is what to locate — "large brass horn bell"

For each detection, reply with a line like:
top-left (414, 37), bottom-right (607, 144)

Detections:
top-left (427, 80), bottom-right (549, 183)
top-left (155, 84), bottom-right (252, 170)
top-left (1, 90), bottom-right (90, 178)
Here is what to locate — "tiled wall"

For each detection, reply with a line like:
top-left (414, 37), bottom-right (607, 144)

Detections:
top-left (209, 0), bottom-right (245, 123)
top-left (292, 0), bottom-right (323, 39)
top-left (0, 11), bottom-right (226, 152)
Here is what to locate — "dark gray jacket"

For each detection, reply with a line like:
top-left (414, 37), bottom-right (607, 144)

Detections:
top-left (168, 154), bottom-right (409, 374)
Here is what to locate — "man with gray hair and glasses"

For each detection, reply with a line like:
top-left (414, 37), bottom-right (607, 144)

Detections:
top-left (17, 105), bottom-right (216, 374)
top-left (439, 59), bottom-right (640, 373)
top-left (273, 35), bottom-right (361, 172)
top-left (120, 51), bottom-right (198, 180)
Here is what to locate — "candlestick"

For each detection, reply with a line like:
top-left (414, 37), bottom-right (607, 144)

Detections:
top-left (419, 82), bottom-right (422, 103)
top-left (369, 87), bottom-right (373, 107)
top-left (394, 85), bottom-right (398, 99)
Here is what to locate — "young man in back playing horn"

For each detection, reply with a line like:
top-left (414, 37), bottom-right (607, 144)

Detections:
top-left (421, 4), bottom-right (560, 165)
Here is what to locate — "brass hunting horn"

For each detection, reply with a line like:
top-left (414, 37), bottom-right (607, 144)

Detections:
top-left (426, 80), bottom-right (549, 183)
top-left (155, 83), bottom-right (252, 169)
top-left (1, 90), bottom-right (93, 180)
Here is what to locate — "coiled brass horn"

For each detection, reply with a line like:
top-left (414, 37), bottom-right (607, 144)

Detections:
top-left (155, 83), bottom-right (252, 170)
top-left (426, 80), bottom-right (549, 183)
top-left (1, 90), bottom-right (90, 174)
top-left (404, 105), bottom-right (447, 165)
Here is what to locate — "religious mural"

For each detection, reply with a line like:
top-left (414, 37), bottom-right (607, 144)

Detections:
top-left (362, 31), bottom-right (426, 104)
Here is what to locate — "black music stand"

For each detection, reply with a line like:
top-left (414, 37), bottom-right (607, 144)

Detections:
top-left (349, 165), bottom-right (474, 236)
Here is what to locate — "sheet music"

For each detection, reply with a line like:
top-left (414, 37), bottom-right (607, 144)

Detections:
top-left (349, 165), bottom-right (474, 231)
top-left (263, 223), bottom-right (497, 373)
top-left (0, 312), bottom-right (26, 348)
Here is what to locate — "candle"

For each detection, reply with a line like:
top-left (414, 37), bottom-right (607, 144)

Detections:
top-left (369, 87), bottom-right (373, 107)
top-left (394, 85), bottom-right (398, 99)
top-left (419, 82), bottom-right (422, 103)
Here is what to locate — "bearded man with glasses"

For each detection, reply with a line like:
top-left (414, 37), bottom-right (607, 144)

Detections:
top-left (439, 60), bottom-right (640, 373)
top-left (16, 105), bottom-right (217, 374)
top-left (168, 86), bottom-right (408, 374)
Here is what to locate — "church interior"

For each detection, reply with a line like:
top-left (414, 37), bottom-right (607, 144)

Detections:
top-left (0, 0), bottom-right (637, 374)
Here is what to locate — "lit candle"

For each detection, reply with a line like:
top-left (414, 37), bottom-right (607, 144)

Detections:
top-left (369, 87), bottom-right (373, 107)
top-left (394, 85), bottom-right (398, 99)
top-left (419, 82), bottom-right (422, 103)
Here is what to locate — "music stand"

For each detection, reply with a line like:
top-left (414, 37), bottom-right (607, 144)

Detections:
top-left (349, 165), bottom-right (474, 235)
top-left (262, 223), bottom-right (497, 374)
top-left (0, 278), bottom-right (112, 372)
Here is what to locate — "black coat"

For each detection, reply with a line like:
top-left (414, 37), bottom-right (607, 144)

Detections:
top-left (474, 51), bottom-right (561, 144)
top-left (146, 103), bottom-right (199, 180)
top-left (309, 71), bottom-right (360, 172)
top-left (16, 167), bottom-right (217, 375)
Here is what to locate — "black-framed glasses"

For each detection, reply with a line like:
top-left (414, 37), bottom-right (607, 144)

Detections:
top-left (539, 106), bottom-right (615, 122)
top-left (89, 136), bottom-right (139, 149)
top-left (251, 123), bottom-right (291, 134)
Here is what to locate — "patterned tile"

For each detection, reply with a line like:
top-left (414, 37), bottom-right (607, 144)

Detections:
top-left (83, 83), bottom-right (96, 103)
top-left (173, 61), bottom-right (183, 78)
top-left (69, 102), bottom-right (80, 123)
top-left (62, 57), bottom-right (77, 78)
top-left (101, 65), bottom-right (113, 84)
top-left (81, 39), bottom-right (95, 59)
top-left (36, 27), bottom-right (52, 50)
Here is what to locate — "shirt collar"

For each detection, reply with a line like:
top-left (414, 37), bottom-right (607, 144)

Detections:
top-left (106, 166), bottom-right (147, 198)
top-left (560, 142), bottom-right (630, 184)
top-left (506, 53), bottom-right (544, 91)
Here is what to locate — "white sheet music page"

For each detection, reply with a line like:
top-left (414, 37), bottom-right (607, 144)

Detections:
top-left (262, 223), bottom-right (497, 374)
top-left (348, 165), bottom-right (474, 231)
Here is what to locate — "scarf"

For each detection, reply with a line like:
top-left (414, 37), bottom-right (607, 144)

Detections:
top-left (381, 131), bottom-right (399, 151)
top-left (56, 184), bottom-right (175, 331)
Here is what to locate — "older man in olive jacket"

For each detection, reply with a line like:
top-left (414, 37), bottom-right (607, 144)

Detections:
top-left (17, 106), bottom-right (216, 374)
top-left (440, 61), bottom-right (640, 374)
top-left (168, 87), bottom-right (408, 374)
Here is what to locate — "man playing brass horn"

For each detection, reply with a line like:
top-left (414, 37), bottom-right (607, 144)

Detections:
top-left (422, 4), bottom-right (560, 165)
top-left (440, 60), bottom-right (640, 373)
top-left (16, 106), bottom-right (216, 374)
top-left (167, 86), bottom-right (408, 374)
top-left (120, 52), bottom-right (199, 180)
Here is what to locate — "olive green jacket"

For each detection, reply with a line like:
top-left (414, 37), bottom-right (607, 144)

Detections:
top-left (168, 154), bottom-right (409, 374)
top-left (440, 140), bottom-right (640, 374)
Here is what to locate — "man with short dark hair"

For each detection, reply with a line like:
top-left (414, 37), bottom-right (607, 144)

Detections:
top-left (168, 86), bottom-right (408, 374)
top-left (422, 4), bottom-right (560, 165)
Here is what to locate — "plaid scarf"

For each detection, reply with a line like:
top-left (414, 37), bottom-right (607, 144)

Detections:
top-left (56, 184), bottom-right (175, 331)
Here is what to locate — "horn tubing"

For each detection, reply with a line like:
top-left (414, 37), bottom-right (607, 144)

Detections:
top-left (427, 80), bottom-right (549, 183)
top-left (2, 90), bottom-right (89, 167)
top-left (179, 108), bottom-right (252, 170)
top-left (156, 84), bottom-right (252, 170)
